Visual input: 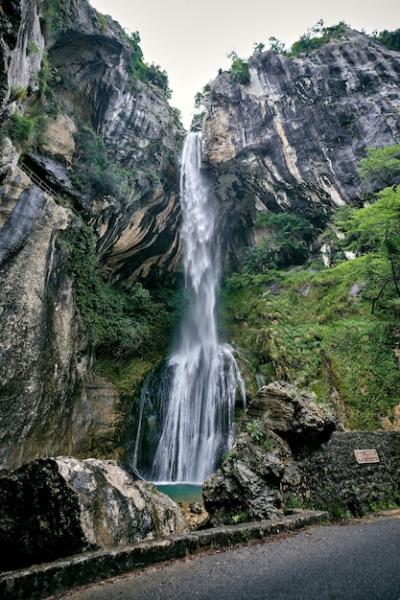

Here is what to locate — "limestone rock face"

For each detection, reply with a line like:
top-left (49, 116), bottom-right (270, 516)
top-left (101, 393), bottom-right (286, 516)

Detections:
top-left (203, 382), bottom-right (336, 525)
top-left (0, 457), bottom-right (187, 571)
top-left (0, 0), bottom-right (182, 470)
top-left (202, 30), bottom-right (400, 266)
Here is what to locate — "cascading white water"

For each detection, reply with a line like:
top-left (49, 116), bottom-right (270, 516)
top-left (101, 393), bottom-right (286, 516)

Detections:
top-left (135, 132), bottom-right (245, 484)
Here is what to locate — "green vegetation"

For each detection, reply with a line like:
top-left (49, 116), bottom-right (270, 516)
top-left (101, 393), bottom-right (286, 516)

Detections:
top-left (71, 126), bottom-right (131, 200)
top-left (7, 113), bottom-right (35, 147)
top-left (64, 222), bottom-right (172, 359)
top-left (228, 52), bottom-right (251, 85)
top-left (10, 85), bottom-right (27, 102)
top-left (373, 28), bottom-right (400, 51)
top-left (42, 0), bottom-right (66, 33)
top-left (223, 182), bottom-right (400, 429)
top-left (358, 144), bottom-right (400, 187)
top-left (97, 12), bottom-right (108, 33)
top-left (255, 20), bottom-right (349, 58)
top-left (244, 212), bottom-right (315, 273)
top-left (246, 418), bottom-right (274, 450)
top-left (27, 41), bottom-right (40, 55)
top-left (289, 21), bottom-right (348, 57)
top-left (126, 31), bottom-right (172, 98)
top-left (246, 419), bottom-right (265, 443)
top-left (231, 512), bottom-right (250, 524)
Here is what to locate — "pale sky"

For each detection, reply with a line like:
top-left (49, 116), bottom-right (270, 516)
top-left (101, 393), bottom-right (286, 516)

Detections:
top-left (90, 0), bottom-right (399, 128)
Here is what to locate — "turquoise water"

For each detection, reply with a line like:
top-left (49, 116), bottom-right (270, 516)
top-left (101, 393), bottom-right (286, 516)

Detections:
top-left (157, 484), bottom-right (202, 504)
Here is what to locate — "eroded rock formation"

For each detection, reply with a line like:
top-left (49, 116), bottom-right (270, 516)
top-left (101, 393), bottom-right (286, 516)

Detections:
top-left (0, 0), bottom-right (182, 471)
top-left (0, 456), bottom-right (186, 571)
top-left (201, 29), bottom-right (400, 265)
top-left (203, 382), bottom-right (400, 524)
top-left (203, 382), bottom-right (336, 525)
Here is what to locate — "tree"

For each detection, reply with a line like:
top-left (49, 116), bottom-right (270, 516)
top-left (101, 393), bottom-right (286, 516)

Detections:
top-left (253, 42), bottom-right (265, 53)
top-left (359, 145), bottom-right (400, 187)
top-left (228, 52), bottom-right (251, 85)
top-left (268, 37), bottom-right (286, 54)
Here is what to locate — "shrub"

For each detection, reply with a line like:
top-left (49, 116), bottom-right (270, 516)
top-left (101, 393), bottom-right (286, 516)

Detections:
top-left (244, 212), bottom-right (315, 273)
top-left (228, 52), bottom-right (251, 85)
top-left (8, 113), bottom-right (34, 146)
top-left (246, 419), bottom-right (265, 443)
top-left (269, 37), bottom-right (286, 54)
top-left (358, 144), bottom-right (400, 187)
top-left (42, 0), bottom-right (65, 33)
top-left (27, 41), bottom-right (40, 55)
top-left (373, 28), bottom-right (400, 51)
top-left (71, 126), bottom-right (131, 200)
top-left (289, 21), bottom-right (348, 57)
top-left (97, 13), bottom-right (108, 33)
top-left (10, 85), bottom-right (27, 102)
top-left (65, 222), bottom-right (171, 358)
top-left (334, 186), bottom-right (400, 254)
top-left (126, 31), bottom-right (172, 97)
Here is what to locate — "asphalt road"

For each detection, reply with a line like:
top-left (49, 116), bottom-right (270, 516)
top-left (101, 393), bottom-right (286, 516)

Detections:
top-left (60, 514), bottom-right (400, 600)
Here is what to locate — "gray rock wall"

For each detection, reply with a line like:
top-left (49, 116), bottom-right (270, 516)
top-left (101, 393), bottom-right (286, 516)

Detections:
top-left (293, 431), bottom-right (400, 515)
top-left (0, 0), bottom-right (182, 471)
top-left (202, 30), bottom-right (400, 265)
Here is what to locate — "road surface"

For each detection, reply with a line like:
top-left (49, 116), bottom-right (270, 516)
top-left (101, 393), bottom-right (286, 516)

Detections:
top-left (60, 513), bottom-right (400, 600)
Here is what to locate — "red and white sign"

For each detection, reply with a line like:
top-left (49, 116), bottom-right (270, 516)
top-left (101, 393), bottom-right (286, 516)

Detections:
top-left (354, 449), bottom-right (380, 464)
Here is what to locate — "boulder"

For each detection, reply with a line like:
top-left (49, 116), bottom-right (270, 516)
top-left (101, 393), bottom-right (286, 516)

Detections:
top-left (248, 382), bottom-right (336, 451)
top-left (203, 382), bottom-right (336, 526)
top-left (0, 457), bottom-right (186, 572)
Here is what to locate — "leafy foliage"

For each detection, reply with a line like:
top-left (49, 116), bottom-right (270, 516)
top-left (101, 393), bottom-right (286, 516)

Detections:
top-left (258, 21), bottom-right (348, 58)
top-left (42, 0), bottom-right (65, 33)
top-left (269, 37), bottom-right (286, 54)
top-left (65, 222), bottom-right (171, 359)
top-left (334, 187), bottom-right (400, 254)
top-left (71, 126), bottom-right (131, 201)
top-left (10, 86), bottom-right (27, 102)
top-left (27, 41), bottom-right (40, 55)
top-left (373, 28), bottom-right (400, 51)
top-left (7, 113), bottom-right (35, 147)
top-left (253, 42), bottom-right (266, 53)
top-left (223, 184), bottom-right (400, 430)
top-left (126, 32), bottom-right (172, 98)
top-left (358, 145), bottom-right (400, 187)
top-left (289, 21), bottom-right (348, 57)
top-left (244, 212), bottom-right (315, 273)
top-left (228, 52), bottom-right (251, 85)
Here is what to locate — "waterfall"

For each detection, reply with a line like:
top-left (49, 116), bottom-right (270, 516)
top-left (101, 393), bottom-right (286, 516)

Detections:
top-left (134, 132), bottom-right (245, 484)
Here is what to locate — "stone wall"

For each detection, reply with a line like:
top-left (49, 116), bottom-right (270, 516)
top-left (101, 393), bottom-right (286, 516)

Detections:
top-left (293, 432), bottom-right (400, 516)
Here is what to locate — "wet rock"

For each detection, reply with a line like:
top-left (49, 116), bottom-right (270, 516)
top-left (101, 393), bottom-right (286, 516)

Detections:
top-left (0, 457), bottom-right (187, 572)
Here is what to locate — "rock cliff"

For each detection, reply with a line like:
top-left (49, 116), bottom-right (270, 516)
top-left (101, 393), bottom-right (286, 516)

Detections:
top-left (202, 29), bottom-right (400, 265)
top-left (0, 0), bottom-right (182, 471)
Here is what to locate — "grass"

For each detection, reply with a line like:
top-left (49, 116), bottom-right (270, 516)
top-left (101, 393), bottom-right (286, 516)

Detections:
top-left (221, 253), bottom-right (400, 430)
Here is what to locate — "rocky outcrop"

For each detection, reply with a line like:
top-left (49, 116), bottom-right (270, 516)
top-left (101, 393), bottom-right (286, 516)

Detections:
top-left (202, 30), bottom-right (400, 265)
top-left (0, 456), bottom-right (187, 571)
top-left (203, 382), bottom-right (336, 525)
top-left (0, 0), bottom-right (183, 471)
top-left (204, 382), bottom-right (400, 524)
